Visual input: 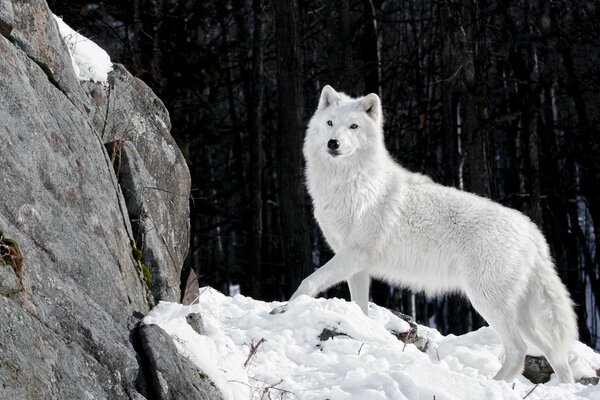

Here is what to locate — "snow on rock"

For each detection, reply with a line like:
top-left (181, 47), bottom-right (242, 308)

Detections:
top-left (52, 15), bottom-right (112, 83)
top-left (144, 287), bottom-right (600, 400)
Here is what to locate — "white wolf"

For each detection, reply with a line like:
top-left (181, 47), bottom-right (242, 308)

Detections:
top-left (284, 85), bottom-right (578, 383)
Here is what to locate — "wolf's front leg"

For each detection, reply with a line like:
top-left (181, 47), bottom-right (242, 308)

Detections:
top-left (289, 247), bottom-right (366, 301)
top-left (347, 272), bottom-right (370, 315)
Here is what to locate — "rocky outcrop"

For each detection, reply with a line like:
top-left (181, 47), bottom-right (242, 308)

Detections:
top-left (0, 0), bottom-right (205, 398)
top-left (136, 323), bottom-right (224, 400)
top-left (87, 65), bottom-right (191, 304)
top-left (1, 0), bottom-right (86, 104)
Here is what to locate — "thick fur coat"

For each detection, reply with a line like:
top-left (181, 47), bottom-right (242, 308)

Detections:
top-left (287, 85), bottom-right (578, 383)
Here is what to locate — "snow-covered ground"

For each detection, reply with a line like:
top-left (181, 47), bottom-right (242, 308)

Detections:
top-left (53, 15), bottom-right (113, 83)
top-left (144, 287), bottom-right (600, 400)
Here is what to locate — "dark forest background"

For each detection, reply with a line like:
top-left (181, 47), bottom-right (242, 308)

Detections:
top-left (49, 0), bottom-right (600, 348)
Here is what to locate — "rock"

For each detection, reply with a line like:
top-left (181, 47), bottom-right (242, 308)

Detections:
top-left (318, 327), bottom-right (351, 342)
top-left (314, 311), bottom-right (430, 352)
top-left (0, 23), bottom-right (149, 305)
top-left (0, 1), bottom-right (193, 398)
top-left (0, 26), bottom-right (147, 391)
top-left (522, 355), bottom-right (554, 383)
top-left (87, 65), bottom-right (191, 304)
top-left (0, 296), bottom-right (137, 399)
top-left (389, 310), bottom-right (429, 351)
top-left (577, 376), bottom-right (600, 385)
top-left (186, 312), bottom-right (206, 336)
top-left (137, 323), bottom-right (224, 400)
top-left (315, 327), bottom-right (351, 351)
top-left (181, 266), bottom-right (200, 305)
top-left (0, 1), bottom-right (14, 36)
top-left (520, 355), bottom-right (600, 384)
top-left (4, 0), bottom-right (87, 106)
top-left (0, 264), bottom-right (21, 296)
top-left (106, 140), bottom-right (182, 303)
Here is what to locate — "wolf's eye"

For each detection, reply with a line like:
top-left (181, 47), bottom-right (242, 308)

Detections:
top-left (327, 120), bottom-right (333, 127)
top-left (350, 124), bottom-right (358, 129)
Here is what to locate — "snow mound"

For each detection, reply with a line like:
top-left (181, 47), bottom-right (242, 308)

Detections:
top-left (144, 287), bottom-right (600, 400)
top-left (53, 15), bottom-right (113, 83)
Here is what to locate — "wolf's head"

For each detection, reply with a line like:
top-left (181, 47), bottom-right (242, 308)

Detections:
top-left (304, 85), bottom-right (384, 163)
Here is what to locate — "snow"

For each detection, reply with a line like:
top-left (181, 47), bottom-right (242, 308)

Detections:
top-left (144, 287), bottom-right (600, 400)
top-left (53, 15), bottom-right (113, 83)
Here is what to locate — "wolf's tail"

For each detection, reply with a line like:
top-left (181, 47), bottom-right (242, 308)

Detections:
top-left (528, 240), bottom-right (578, 355)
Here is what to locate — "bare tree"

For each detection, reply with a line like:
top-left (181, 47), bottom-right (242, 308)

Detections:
top-left (273, 0), bottom-right (313, 292)
top-left (459, 0), bottom-right (492, 199)
top-left (249, 0), bottom-right (266, 298)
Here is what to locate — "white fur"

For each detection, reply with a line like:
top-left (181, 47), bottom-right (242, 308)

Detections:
top-left (290, 85), bottom-right (578, 383)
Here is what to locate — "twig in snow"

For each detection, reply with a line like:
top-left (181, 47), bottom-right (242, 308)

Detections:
top-left (358, 342), bottom-right (365, 355)
top-left (244, 338), bottom-right (267, 368)
top-left (246, 377), bottom-right (294, 400)
top-left (523, 384), bottom-right (539, 399)
top-left (262, 378), bottom-right (287, 400)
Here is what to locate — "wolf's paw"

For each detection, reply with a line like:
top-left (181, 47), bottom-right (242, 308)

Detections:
top-left (269, 304), bottom-right (288, 315)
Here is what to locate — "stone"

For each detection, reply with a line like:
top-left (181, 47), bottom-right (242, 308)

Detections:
top-left (87, 65), bottom-right (191, 304)
top-left (181, 267), bottom-right (200, 305)
top-left (318, 327), bottom-right (350, 342)
top-left (577, 376), bottom-right (600, 385)
top-left (0, 264), bottom-right (20, 296)
top-left (4, 0), bottom-right (88, 107)
top-left (137, 323), bottom-right (224, 400)
top-left (389, 310), bottom-right (430, 351)
top-left (106, 140), bottom-right (182, 303)
top-left (0, 1), bottom-right (14, 36)
top-left (0, 296), bottom-right (137, 399)
top-left (0, 1), bottom-right (194, 398)
top-left (0, 28), bottom-right (149, 397)
top-left (523, 355), bottom-right (554, 384)
top-left (186, 312), bottom-right (206, 336)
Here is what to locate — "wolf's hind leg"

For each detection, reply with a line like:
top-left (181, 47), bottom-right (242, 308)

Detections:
top-left (489, 319), bottom-right (527, 382)
top-left (467, 287), bottom-right (527, 382)
top-left (347, 272), bottom-right (370, 315)
top-left (518, 317), bottom-right (574, 383)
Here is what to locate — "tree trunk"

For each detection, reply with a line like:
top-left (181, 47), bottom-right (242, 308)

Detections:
top-left (273, 0), bottom-right (313, 294)
top-left (456, 0), bottom-right (490, 333)
top-left (364, 0), bottom-right (383, 95)
top-left (340, 0), bottom-right (354, 89)
top-left (249, 0), bottom-right (265, 298)
top-left (440, 2), bottom-right (457, 187)
top-left (460, 0), bottom-right (491, 199)
top-left (150, 0), bottom-right (163, 87)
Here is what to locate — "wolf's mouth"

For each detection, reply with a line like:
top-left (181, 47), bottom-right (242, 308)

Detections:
top-left (328, 149), bottom-right (340, 157)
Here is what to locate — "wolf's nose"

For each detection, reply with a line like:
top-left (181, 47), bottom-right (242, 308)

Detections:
top-left (327, 139), bottom-right (340, 150)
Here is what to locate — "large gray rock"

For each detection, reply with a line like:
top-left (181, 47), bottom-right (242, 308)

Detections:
top-left (85, 65), bottom-right (191, 304)
top-left (0, 27), bottom-right (148, 398)
top-left (137, 323), bottom-right (224, 400)
top-left (0, 1), bottom-right (13, 36)
top-left (0, 0), bottom-right (193, 398)
top-left (3, 0), bottom-right (87, 105)
top-left (0, 296), bottom-right (138, 399)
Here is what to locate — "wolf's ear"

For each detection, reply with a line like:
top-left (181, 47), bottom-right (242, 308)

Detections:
top-left (318, 85), bottom-right (339, 111)
top-left (362, 93), bottom-right (382, 122)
